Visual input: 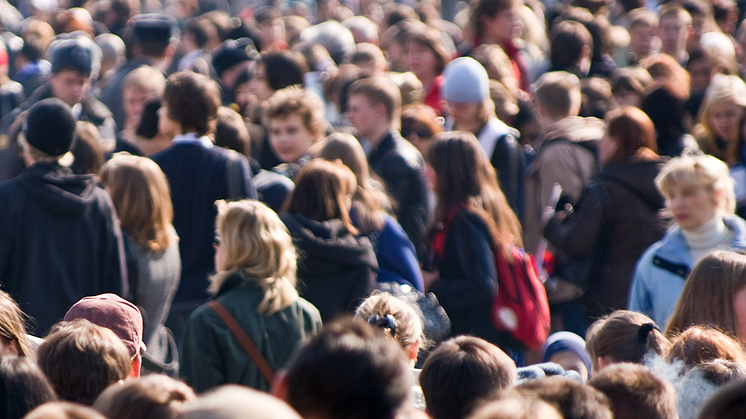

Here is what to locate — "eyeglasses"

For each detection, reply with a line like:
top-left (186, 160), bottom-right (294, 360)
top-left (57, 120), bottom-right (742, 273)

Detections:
top-left (402, 128), bottom-right (432, 139)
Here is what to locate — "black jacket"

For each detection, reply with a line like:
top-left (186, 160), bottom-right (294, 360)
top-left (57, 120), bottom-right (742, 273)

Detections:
top-left (281, 213), bottom-right (378, 321)
top-left (543, 158), bottom-right (669, 317)
top-left (0, 162), bottom-right (127, 334)
top-left (368, 130), bottom-right (430, 259)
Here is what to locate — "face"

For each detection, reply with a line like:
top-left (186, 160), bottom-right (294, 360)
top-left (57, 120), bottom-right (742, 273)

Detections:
top-left (247, 63), bottom-right (274, 103)
top-left (549, 351), bottom-right (589, 383)
top-left (687, 58), bottom-right (714, 92)
top-left (345, 94), bottom-right (379, 138)
top-left (123, 87), bottom-right (156, 129)
top-left (658, 17), bottom-right (688, 56)
top-left (269, 113), bottom-right (317, 163)
top-left (483, 6), bottom-right (521, 44)
top-left (406, 41), bottom-right (438, 81)
top-left (711, 102), bottom-right (745, 142)
top-left (49, 69), bottom-right (90, 107)
top-left (599, 133), bottom-right (618, 164)
top-left (667, 184), bottom-right (720, 231)
top-left (446, 101), bottom-right (481, 128)
top-left (157, 103), bottom-right (181, 138)
top-left (688, 15), bottom-right (705, 50)
top-left (629, 24), bottom-right (655, 59)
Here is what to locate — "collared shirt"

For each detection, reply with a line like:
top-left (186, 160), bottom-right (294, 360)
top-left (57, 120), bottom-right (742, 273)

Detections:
top-left (171, 132), bottom-right (214, 148)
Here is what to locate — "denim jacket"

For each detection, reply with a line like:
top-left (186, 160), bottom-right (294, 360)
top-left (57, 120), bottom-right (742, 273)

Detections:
top-left (628, 214), bottom-right (746, 326)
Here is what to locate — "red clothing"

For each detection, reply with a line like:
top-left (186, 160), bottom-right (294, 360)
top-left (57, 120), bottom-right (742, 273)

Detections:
top-left (424, 75), bottom-right (445, 116)
top-left (502, 40), bottom-right (531, 93)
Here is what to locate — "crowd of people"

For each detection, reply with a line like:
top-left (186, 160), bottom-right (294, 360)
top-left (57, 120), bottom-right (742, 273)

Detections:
top-left (4, 0), bottom-right (746, 416)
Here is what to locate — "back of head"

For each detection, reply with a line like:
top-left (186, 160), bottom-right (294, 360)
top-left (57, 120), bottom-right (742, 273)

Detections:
top-left (604, 106), bottom-right (658, 163)
top-left (354, 291), bottom-right (424, 352)
top-left (549, 20), bottom-right (593, 68)
top-left (317, 132), bottom-right (370, 186)
top-left (182, 385), bottom-right (301, 419)
top-left (516, 377), bottom-right (613, 419)
top-left (300, 21), bottom-right (355, 65)
top-left (283, 318), bottom-right (412, 419)
top-left (469, 390), bottom-right (563, 419)
top-left (25, 402), bottom-right (106, 419)
top-left (419, 336), bottom-right (517, 419)
top-left (533, 71), bottom-right (582, 121)
top-left (262, 51), bottom-right (307, 91)
top-left (163, 71), bottom-right (221, 136)
top-left (37, 319), bottom-right (131, 405)
top-left (0, 290), bottom-right (31, 357)
top-left (588, 363), bottom-right (677, 419)
top-left (696, 379), bottom-right (746, 419)
top-left (24, 98), bottom-right (77, 159)
top-left (130, 14), bottom-right (176, 59)
top-left (667, 325), bottom-right (746, 366)
top-left (0, 355), bottom-right (56, 419)
top-left (214, 106), bottom-right (251, 156)
top-left (92, 375), bottom-right (195, 419)
top-left (586, 310), bottom-right (670, 372)
top-left (47, 33), bottom-right (102, 79)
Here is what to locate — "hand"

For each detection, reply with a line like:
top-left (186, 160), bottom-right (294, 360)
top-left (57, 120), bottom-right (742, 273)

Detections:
top-left (421, 269), bottom-right (439, 291)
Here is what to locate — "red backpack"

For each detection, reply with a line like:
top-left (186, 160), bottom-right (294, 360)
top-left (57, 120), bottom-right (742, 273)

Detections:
top-left (432, 206), bottom-right (550, 350)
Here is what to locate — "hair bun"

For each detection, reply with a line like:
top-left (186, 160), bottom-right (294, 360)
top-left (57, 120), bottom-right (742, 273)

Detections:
top-left (638, 322), bottom-right (659, 342)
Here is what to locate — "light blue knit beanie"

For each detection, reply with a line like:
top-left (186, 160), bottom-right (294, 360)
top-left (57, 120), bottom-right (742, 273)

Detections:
top-left (441, 57), bottom-right (489, 103)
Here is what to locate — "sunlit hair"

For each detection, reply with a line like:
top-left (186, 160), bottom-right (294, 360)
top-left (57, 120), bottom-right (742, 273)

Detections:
top-left (655, 154), bottom-right (736, 215)
top-left (695, 74), bottom-right (746, 162)
top-left (427, 131), bottom-right (522, 259)
top-left (665, 251), bottom-right (746, 340)
top-left (100, 154), bottom-right (176, 253)
top-left (282, 159), bottom-right (359, 235)
top-left (355, 291), bottom-right (426, 351)
top-left (210, 200), bottom-right (299, 316)
top-left (317, 133), bottom-right (388, 233)
top-left (265, 85), bottom-right (326, 140)
top-left (0, 290), bottom-right (31, 357)
top-left (666, 325), bottom-right (746, 366)
top-left (604, 106), bottom-right (658, 164)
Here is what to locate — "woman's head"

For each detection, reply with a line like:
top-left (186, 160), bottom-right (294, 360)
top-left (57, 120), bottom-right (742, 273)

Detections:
top-left (665, 251), bottom-right (746, 342)
top-left (211, 200), bottom-right (298, 315)
top-left (0, 356), bottom-right (57, 419)
top-left (0, 291), bottom-right (31, 357)
top-left (698, 74), bottom-right (746, 145)
top-left (655, 154), bottom-right (735, 230)
top-left (354, 291), bottom-right (425, 363)
top-left (100, 154), bottom-right (175, 253)
top-left (586, 310), bottom-right (671, 374)
top-left (400, 104), bottom-right (443, 156)
top-left (283, 159), bottom-right (359, 235)
top-left (666, 325), bottom-right (746, 367)
top-left (600, 106), bottom-right (658, 164)
top-left (405, 26), bottom-right (450, 81)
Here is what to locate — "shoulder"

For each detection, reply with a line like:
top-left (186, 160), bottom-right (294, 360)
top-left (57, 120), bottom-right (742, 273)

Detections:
top-left (384, 136), bottom-right (425, 171)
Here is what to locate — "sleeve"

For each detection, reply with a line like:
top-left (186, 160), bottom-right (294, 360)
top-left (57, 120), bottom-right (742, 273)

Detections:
top-left (377, 217), bottom-right (424, 292)
top-left (429, 212), bottom-right (496, 310)
top-left (179, 308), bottom-right (226, 394)
top-left (387, 161), bottom-right (430, 260)
top-left (542, 182), bottom-right (604, 259)
top-left (628, 248), bottom-right (655, 319)
top-left (492, 134), bottom-right (526, 221)
top-left (99, 193), bottom-right (128, 297)
top-left (539, 143), bottom-right (593, 211)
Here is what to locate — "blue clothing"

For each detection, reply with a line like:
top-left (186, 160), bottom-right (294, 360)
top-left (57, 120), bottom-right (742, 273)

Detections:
top-left (628, 215), bottom-right (746, 326)
top-left (374, 215), bottom-right (424, 292)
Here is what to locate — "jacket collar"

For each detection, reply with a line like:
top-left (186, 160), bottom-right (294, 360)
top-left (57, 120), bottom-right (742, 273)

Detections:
top-left (368, 130), bottom-right (398, 166)
top-left (655, 214), bottom-right (746, 266)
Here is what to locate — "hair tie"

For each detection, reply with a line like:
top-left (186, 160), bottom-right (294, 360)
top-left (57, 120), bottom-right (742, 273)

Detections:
top-left (368, 314), bottom-right (397, 338)
top-left (638, 323), bottom-right (659, 343)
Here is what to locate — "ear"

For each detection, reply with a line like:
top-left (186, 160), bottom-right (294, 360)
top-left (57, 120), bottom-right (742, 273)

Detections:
top-left (374, 103), bottom-right (388, 121)
top-left (596, 356), bottom-right (612, 372)
top-left (130, 354), bottom-right (142, 378)
top-left (409, 338), bottom-right (422, 363)
top-left (272, 370), bottom-right (290, 400)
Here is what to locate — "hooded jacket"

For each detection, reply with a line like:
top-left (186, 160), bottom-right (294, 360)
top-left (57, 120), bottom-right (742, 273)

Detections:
top-left (543, 158), bottom-right (669, 317)
top-left (0, 162), bottom-right (127, 334)
top-left (281, 213), bottom-right (378, 321)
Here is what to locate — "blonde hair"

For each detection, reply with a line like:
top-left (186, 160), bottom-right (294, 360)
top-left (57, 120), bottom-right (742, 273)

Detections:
top-left (210, 200), bottom-right (298, 316)
top-left (533, 71), bottom-right (582, 120)
top-left (100, 154), bottom-right (177, 253)
top-left (354, 291), bottom-right (425, 351)
top-left (121, 66), bottom-right (166, 97)
top-left (655, 154), bottom-right (736, 215)
top-left (695, 74), bottom-right (746, 162)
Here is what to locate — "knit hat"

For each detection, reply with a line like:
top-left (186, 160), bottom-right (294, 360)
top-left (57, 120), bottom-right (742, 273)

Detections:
top-left (48, 33), bottom-right (101, 78)
top-left (24, 98), bottom-right (76, 156)
top-left (64, 293), bottom-right (146, 357)
top-left (441, 57), bottom-right (489, 103)
top-left (212, 38), bottom-right (258, 78)
top-left (541, 331), bottom-right (593, 376)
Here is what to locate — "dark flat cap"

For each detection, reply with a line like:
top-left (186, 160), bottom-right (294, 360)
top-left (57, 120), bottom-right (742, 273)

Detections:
top-left (25, 98), bottom-right (76, 156)
top-left (131, 14), bottom-right (176, 44)
top-left (212, 38), bottom-right (258, 78)
top-left (47, 33), bottom-right (101, 77)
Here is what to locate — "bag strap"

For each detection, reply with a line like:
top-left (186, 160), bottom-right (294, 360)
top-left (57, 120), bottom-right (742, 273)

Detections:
top-left (225, 151), bottom-right (245, 201)
top-left (207, 300), bottom-right (275, 384)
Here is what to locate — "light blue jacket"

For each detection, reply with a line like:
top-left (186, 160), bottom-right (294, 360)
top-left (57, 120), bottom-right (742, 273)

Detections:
top-left (628, 215), bottom-right (746, 326)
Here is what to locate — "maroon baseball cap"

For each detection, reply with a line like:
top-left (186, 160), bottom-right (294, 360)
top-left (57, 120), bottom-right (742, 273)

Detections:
top-left (63, 293), bottom-right (146, 357)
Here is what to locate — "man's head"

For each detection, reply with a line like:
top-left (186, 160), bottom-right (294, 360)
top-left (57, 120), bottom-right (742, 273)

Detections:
top-left (183, 386), bottom-right (301, 419)
top-left (588, 363), bottom-right (677, 419)
top-left (277, 318), bottom-right (412, 419)
top-left (129, 14), bottom-right (176, 60)
top-left (517, 377), bottom-right (613, 419)
top-left (121, 66), bottom-right (166, 130)
top-left (549, 20), bottom-right (593, 75)
top-left (626, 9), bottom-right (658, 60)
top-left (533, 71), bottom-right (582, 127)
top-left (22, 98), bottom-right (77, 162)
top-left (63, 293), bottom-right (145, 377)
top-left (160, 71), bottom-right (221, 137)
top-left (37, 319), bottom-right (131, 405)
top-left (657, 4), bottom-right (692, 58)
top-left (211, 38), bottom-right (257, 88)
top-left (48, 35), bottom-right (101, 106)
top-left (346, 77), bottom-right (402, 140)
top-left (419, 336), bottom-right (517, 419)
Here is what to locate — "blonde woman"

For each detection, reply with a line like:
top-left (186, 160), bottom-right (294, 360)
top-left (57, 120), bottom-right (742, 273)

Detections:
top-left (628, 154), bottom-right (746, 327)
top-left (694, 74), bottom-right (746, 161)
top-left (100, 154), bottom-right (180, 367)
top-left (179, 200), bottom-right (322, 393)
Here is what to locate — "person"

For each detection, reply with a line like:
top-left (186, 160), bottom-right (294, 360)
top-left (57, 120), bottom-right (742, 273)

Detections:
top-left (628, 154), bottom-right (746, 327)
top-left (588, 363), bottom-right (678, 419)
top-left (345, 76), bottom-right (430, 259)
top-left (0, 98), bottom-right (127, 335)
top-left (641, 83), bottom-right (699, 157)
top-left (274, 318), bottom-right (413, 419)
top-left (150, 71), bottom-right (256, 340)
top-left (693, 74), bottom-right (746, 162)
top-left (543, 107), bottom-right (668, 325)
top-left (265, 86), bottom-right (326, 179)
top-left (180, 200), bottom-right (322, 393)
top-left (406, 25), bottom-right (450, 115)
top-left (400, 104), bottom-right (444, 157)
top-left (99, 154), bottom-right (180, 369)
top-left (585, 310), bottom-right (671, 375)
top-left (92, 375), bottom-right (195, 419)
top-left (317, 133), bottom-right (423, 291)
top-left (664, 251), bottom-right (746, 343)
top-left (98, 14), bottom-right (176, 129)
top-left (422, 131), bottom-right (523, 353)
top-left (657, 4), bottom-right (692, 66)
top-left (37, 319), bottom-right (131, 405)
top-left (63, 294), bottom-right (146, 378)
top-left (0, 355), bottom-right (57, 419)
top-left (469, 391), bottom-right (563, 419)
top-left (524, 71), bottom-right (604, 258)
top-left (441, 57), bottom-right (525, 219)
top-left (0, 290), bottom-right (34, 357)
top-left (181, 385), bottom-right (302, 419)
top-left (540, 331), bottom-right (593, 383)
top-left (419, 336), bottom-right (517, 419)
top-left (666, 325), bottom-right (746, 366)
top-left (545, 20), bottom-right (593, 79)
top-left (614, 9), bottom-right (658, 67)
top-left (112, 66), bottom-right (166, 156)
top-left (211, 38), bottom-right (256, 106)
top-left (515, 377), bottom-right (613, 419)
top-left (280, 159), bottom-right (378, 321)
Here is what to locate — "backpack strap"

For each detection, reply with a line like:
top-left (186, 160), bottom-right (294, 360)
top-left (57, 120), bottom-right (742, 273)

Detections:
top-left (207, 300), bottom-right (275, 385)
top-left (431, 205), bottom-right (465, 261)
top-left (225, 151), bottom-right (246, 201)
top-left (545, 137), bottom-right (601, 172)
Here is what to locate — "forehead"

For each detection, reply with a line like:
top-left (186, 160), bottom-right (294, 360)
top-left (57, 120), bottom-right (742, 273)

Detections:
top-left (52, 68), bottom-right (89, 80)
top-left (269, 112), bottom-right (304, 126)
top-left (348, 93), bottom-right (373, 107)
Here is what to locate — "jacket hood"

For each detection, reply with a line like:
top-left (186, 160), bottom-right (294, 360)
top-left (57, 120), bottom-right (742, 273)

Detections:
top-left (544, 116), bottom-right (605, 145)
top-left (281, 213), bottom-right (379, 269)
top-left (599, 159), bottom-right (666, 209)
top-left (17, 162), bottom-right (101, 215)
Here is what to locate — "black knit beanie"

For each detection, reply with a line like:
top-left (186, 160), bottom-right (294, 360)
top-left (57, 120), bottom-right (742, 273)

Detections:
top-left (25, 98), bottom-right (76, 156)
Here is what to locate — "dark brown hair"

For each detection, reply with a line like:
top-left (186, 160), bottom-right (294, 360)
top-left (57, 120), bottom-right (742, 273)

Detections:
top-left (666, 325), bottom-right (746, 366)
top-left (549, 20), bottom-right (593, 68)
top-left (163, 71), bottom-right (221, 136)
top-left (92, 375), bottom-right (196, 419)
top-left (0, 355), bottom-right (57, 419)
top-left (407, 26), bottom-right (451, 76)
top-left (588, 363), bottom-right (678, 419)
top-left (604, 106), bottom-right (658, 164)
top-left (471, 0), bottom-right (520, 39)
top-left (516, 376), bottom-right (613, 419)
